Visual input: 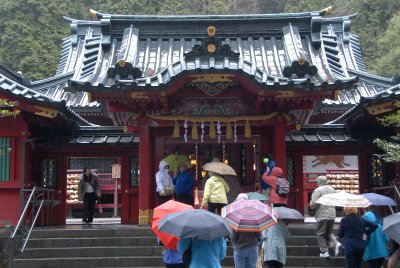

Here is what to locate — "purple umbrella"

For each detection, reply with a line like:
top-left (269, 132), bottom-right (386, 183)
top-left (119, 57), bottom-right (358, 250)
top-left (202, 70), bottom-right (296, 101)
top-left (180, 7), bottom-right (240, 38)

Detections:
top-left (360, 193), bottom-right (397, 206)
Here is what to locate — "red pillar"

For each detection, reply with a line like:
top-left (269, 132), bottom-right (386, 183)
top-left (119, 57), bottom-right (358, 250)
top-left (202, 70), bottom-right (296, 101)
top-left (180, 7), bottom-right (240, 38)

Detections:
top-left (274, 115), bottom-right (286, 175)
top-left (138, 117), bottom-right (152, 225)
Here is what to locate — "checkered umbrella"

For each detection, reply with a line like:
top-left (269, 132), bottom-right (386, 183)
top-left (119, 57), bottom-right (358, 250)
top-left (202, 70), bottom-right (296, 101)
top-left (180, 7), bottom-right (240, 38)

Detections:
top-left (221, 199), bottom-right (277, 232)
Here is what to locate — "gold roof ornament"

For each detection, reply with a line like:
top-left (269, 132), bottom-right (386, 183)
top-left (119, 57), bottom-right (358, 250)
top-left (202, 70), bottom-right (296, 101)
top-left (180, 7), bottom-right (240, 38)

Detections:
top-left (323, 6), bottom-right (333, 16)
top-left (207, 26), bottom-right (216, 37)
top-left (89, 9), bottom-right (99, 20)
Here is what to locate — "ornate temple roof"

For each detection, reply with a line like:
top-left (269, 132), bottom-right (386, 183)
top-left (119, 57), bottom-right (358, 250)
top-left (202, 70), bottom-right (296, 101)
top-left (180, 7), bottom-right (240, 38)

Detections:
top-left (0, 63), bottom-right (94, 126)
top-left (56, 9), bottom-right (362, 93)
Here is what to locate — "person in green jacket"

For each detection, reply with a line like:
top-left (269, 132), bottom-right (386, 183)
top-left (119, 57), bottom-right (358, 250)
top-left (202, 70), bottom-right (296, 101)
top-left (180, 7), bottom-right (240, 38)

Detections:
top-left (200, 171), bottom-right (230, 215)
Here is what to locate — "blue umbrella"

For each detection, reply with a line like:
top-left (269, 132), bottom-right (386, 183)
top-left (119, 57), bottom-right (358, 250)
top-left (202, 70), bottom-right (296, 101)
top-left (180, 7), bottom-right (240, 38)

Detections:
top-left (158, 209), bottom-right (232, 240)
top-left (360, 193), bottom-right (397, 206)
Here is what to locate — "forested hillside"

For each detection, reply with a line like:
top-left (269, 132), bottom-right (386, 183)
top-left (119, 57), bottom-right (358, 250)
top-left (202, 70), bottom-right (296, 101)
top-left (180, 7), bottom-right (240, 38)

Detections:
top-left (0, 0), bottom-right (399, 80)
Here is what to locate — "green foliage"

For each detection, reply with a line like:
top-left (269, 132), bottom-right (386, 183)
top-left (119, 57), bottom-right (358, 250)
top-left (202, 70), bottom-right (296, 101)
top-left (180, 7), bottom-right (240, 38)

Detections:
top-left (374, 102), bottom-right (400, 162)
top-left (374, 12), bottom-right (400, 77)
top-left (92, 0), bottom-right (157, 15)
top-left (0, 0), bottom-right (87, 80)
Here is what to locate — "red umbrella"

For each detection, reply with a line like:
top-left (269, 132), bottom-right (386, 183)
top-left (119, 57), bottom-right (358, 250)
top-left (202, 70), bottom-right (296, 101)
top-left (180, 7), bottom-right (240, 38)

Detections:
top-left (151, 200), bottom-right (193, 250)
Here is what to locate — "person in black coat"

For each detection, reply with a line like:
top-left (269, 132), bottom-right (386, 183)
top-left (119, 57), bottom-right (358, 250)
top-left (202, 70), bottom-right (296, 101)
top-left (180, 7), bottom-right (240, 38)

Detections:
top-left (337, 207), bottom-right (378, 268)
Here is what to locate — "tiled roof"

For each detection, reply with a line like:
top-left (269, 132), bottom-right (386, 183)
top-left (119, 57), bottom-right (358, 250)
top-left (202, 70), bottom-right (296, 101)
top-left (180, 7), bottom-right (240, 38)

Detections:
top-left (68, 126), bottom-right (139, 144)
top-left (285, 125), bottom-right (356, 143)
top-left (320, 69), bottom-right (397, 111)
top-left (328, 82), bottom-right (400, 124)
top-left (0, 69), bottom-right (94, 126)
top-left (59, 11), bottom-right (361, 92)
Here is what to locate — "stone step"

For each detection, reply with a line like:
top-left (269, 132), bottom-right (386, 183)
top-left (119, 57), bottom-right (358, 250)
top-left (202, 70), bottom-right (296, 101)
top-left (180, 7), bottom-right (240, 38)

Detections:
top-left (12, 256), bottom-right (235, 268)
top-left (286, 256), bottom-right (345, 267)
top-left (27, 237), bottom-right (158, 248)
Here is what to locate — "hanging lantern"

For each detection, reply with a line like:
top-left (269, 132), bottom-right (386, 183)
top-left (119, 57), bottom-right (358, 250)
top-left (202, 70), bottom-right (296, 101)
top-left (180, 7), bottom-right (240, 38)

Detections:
top-left (191, 122), bottom-right (199, 140)
top-left (172, 120), bottom-right (180, 138)
top-left (245, 120), bottom-right (252, 138)
top-left (209, 121), bottom-right (216, 138)
top-left (226, 122), bottom-right (233, 139)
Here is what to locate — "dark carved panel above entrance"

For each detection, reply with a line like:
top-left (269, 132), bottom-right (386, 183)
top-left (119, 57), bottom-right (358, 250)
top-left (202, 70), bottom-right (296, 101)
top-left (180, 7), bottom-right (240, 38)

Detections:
top-left (171, 98), bottom-right (250, 116)
top-left (187, 81), bottom-right (238, 96)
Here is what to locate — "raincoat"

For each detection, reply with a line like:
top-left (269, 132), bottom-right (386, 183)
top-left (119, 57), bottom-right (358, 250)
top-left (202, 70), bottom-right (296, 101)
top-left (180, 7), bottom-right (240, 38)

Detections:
top-left (262, 220), bottom-right (290, 265)
top-left (363, 211), bottom-right (388, 261)
top-left (262, 167), bottom-right (288, 205)
top-left (309, 176), bottom-right (336, 221)
top-left (201, 175), bottom-right (230, 207)
top-left (178, 237), bottom-right (227, 268)
top-left (155, 160), bottom-right (174, 194)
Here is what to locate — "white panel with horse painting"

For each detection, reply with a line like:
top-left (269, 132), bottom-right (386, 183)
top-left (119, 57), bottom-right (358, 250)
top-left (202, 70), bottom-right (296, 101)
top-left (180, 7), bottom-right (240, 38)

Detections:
top-left (303, 155), bottom-right (358, 173)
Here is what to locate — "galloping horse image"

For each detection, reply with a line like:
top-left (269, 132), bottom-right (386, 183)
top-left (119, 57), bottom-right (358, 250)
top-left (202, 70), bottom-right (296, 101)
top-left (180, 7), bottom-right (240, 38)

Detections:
top-left (312, 155), bottom-right (351, 168)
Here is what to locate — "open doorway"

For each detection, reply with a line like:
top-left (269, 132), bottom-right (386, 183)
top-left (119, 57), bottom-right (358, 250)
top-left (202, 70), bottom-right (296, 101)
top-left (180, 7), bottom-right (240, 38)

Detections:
top-left (65, 157), bottom-right (121, 224)
top-left (165, 137), bottom-right (261, 194)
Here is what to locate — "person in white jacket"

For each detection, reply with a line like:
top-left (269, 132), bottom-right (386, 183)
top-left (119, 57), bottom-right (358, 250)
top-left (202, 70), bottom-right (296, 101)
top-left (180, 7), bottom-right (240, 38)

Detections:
top-left (156, 160), bottom-right (174, 204)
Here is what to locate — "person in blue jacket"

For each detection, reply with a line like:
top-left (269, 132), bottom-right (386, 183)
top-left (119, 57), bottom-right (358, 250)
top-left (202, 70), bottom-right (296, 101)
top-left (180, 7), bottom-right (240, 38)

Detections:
top-left (337, 207), bottom-right (378, 268)
top-left (260, 154), bottom-right (275, 203)
top-left (173, 163), bottom-right (195, 205)
top-left (177, 236), bottom-right (227, 268)
top-left (362, 211), bottom-right (388, 268)
top-left (158, 239), bottom-right (184, 268)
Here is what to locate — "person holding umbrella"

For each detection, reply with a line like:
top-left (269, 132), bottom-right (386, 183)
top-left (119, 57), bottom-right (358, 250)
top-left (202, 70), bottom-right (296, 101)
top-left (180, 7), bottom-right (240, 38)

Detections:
top-left (309, 175), bottom-right (341, 258)
top-left (201, 170), bottom-right (230, 215)
top-left (230, 194), bottom-right (261, 268)
top-left (362, 211), bottom-right (388, 268)
top-left (262, 218), bottom-right (290, 268)
top-left (337, 207), bottom-right (378, 268)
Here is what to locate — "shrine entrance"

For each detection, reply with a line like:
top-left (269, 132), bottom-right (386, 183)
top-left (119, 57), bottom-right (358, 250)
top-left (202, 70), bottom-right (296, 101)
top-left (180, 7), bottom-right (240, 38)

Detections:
top-left (164, 138), bottom-right (261, 194)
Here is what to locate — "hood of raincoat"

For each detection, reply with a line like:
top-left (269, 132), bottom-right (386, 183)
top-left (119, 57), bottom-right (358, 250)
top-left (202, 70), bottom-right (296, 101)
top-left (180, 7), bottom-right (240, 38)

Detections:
top-left (159, 160), bottom-right (169, 171)
top-left (316, 176), bottom-right (328, 186)
top-left (363, 211), bottom-right (378, 224)
top-left (270, 167), bottom-right (283, 177)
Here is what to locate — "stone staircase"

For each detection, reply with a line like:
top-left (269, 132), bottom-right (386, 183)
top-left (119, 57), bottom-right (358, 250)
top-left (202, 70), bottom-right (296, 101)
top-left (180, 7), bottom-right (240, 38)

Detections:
top-left (9, 223), bottom-right (346, 268)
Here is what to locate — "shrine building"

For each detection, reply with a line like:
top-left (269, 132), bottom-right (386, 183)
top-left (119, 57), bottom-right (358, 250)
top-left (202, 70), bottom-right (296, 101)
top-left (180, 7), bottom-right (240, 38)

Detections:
top-left (0, 8), bottom-right (399, 225)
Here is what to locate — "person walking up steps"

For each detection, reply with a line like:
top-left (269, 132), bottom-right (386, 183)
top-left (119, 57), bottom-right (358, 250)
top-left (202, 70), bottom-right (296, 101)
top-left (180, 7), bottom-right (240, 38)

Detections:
top-left (309, 175), bottom-right (341, 258)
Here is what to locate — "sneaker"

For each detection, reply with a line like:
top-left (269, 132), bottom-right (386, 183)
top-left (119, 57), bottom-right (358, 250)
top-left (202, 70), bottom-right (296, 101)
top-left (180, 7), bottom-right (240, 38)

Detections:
top-left (335, 242), bottom-right (341, 256)
top-left (320, 252), bottom-right (330, 258)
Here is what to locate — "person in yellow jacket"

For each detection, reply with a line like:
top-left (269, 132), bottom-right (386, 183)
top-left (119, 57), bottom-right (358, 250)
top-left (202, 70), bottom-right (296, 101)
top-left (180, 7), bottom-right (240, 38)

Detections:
top-left (201, 171), bottom-right (230, 215)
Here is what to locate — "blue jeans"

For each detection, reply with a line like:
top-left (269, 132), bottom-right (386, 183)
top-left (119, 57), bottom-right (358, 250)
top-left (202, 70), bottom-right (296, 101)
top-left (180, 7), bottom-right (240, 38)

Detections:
top-left (234, 245), bottom-right (258, 268)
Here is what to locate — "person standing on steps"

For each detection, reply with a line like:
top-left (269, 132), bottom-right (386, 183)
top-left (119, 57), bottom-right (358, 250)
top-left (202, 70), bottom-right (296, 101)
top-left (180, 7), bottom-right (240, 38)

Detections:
top-left (309, 175), bottom-right (341, 258)
top-left (78, 167), bottom-right (101, 225)
top-left (156, 160), bottom-right (175, 205)
top-left (173, 162), bottom-right (195, 205)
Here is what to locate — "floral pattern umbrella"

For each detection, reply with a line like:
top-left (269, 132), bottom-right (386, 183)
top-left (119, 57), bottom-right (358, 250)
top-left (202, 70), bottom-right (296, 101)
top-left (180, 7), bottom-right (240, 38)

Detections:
top-left (221, 199), bottom-right (277, 232)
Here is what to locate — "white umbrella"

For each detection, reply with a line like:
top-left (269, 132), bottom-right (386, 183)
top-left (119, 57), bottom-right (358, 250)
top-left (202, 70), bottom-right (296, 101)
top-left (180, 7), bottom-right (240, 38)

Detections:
top-left (383, 212), bottom-right (400, 244)
top-left (316, 191), bottom-right (372, 208)
top-left (203, 162), bottom-right (237, 176)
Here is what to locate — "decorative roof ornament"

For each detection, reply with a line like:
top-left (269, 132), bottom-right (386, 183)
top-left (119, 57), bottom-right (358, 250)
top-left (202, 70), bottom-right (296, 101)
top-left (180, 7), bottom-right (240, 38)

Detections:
top-left (184, 26), bottom-right (239, 61)
top-left (283, 57), bottom-right (318, 78)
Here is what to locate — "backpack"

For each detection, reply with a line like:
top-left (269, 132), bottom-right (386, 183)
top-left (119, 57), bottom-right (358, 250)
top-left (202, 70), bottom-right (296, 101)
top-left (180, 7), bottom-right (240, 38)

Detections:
top-left (275, 177), bottom-right (290, 197)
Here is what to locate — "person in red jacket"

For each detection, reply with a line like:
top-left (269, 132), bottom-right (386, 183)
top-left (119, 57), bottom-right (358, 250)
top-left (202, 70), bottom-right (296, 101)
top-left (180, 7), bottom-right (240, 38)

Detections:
top-left (261, 167), bottom-right (288, 207)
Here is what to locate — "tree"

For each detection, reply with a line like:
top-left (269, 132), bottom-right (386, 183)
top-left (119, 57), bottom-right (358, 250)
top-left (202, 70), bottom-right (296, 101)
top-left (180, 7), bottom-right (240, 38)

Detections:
top-left (374, 12), bottom-right (400, 77)
top-left (0, 0), bottom-right (87, 80)
top-left (374, 102), bottom-right (400, 162)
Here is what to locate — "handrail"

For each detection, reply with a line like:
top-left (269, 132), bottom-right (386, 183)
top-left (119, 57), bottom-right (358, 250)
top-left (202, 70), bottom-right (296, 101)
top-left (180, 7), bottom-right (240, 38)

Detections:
top-left (11, 187), bottom-right (38, 238)
top-left (10, 187), bottom-right (57, 254)
top-left (21, 199), bottom-right (44, 252)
